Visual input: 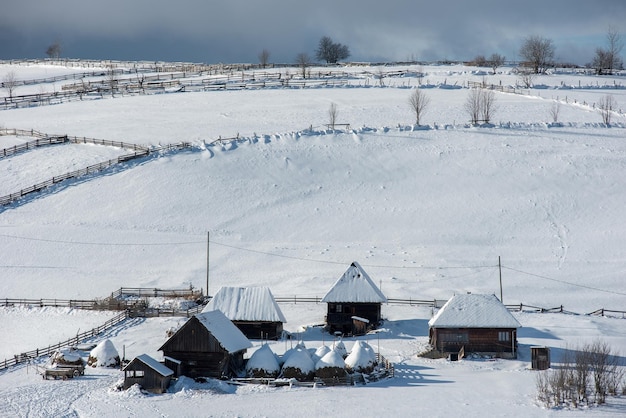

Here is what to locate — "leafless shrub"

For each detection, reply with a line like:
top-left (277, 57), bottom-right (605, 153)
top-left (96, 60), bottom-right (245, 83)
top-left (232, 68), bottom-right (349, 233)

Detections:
top-left (328, 102), bottom-right (338, 130)
top-left (598, 95), bottom-right (616, 125)
top-left (536, 340), bottom-right (624, 408)
top-left (464, 88), bottom-right (496, 124)
top-left (2, 71), bottom-right (18, 99)
top-left (517, 68), bottom-right (535, 88)
top-left (408, 88), bottom-right (430, 126)
top-left (549, 101), bottom-right (561, 123)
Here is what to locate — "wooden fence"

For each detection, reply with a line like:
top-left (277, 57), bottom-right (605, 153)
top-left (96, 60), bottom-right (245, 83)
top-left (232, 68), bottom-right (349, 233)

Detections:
top-left (110, 287), bottom-right (203, 300)
top-left (0, 310), bottom-right (129, 370)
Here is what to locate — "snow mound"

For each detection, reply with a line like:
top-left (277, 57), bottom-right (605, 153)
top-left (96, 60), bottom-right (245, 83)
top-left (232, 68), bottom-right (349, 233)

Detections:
top-left (333, 340), bottom-right (347, 358)
top-left (312, 344), bottom-right (331, 363)
top-left (281, 348), bottom-right (315, 380)
top-left (345, 341), bottom-right (377, 373)
top-left (88, 339), bottom-right (120, 368)
top-left (246, 344), bottom-right (280, 377)
top-left (315, 349), bottom-right (345, 370)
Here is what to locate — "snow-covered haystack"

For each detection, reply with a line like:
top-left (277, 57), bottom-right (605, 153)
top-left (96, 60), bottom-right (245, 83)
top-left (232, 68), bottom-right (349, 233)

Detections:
top-left (333, 340), bottom-right (348, 358)
top-left (312, 344), bottom-right (331, 363)
top-left (315, 349), bottom-right (347, 379)
top-left (281, 341), bottom-right (308, 365)
top-left (345, 341), bottom-right (377, 374)
top-left (280, 348), bottom-right (315, 381)
top-left (50, 348), bottom-right (83, 366)
top-left (87, 339), bottom-right (120, 368)
top-left (246, 344), bottom-right (280, 378)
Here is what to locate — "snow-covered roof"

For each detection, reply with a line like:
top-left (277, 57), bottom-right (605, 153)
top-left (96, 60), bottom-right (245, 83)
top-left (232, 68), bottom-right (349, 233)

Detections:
top-left (321, 262), bottom-right (387, 303)
top-left (203, 286), bottom-right (287, 323)
top-left (428, 294), bottom-right (521, 329)
top-left (195, 310), bottom-right (253, 353)
top-left (126, 354), bottom-right (174, 377)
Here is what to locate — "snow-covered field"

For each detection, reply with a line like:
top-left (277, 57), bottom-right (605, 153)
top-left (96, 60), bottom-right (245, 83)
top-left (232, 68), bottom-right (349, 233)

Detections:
top-left (0, 61), bottom-right (625, 417)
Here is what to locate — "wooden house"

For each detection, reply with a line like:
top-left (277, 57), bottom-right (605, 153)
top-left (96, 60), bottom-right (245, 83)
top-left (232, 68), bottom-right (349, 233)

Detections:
top-left (123, 354), bottom-right (173, 394)
top-left (203, 286), bottom-right (286, 340)
top-left (158, 310), bottom-right (252, 379)
top-left (321, 262), bottom-right (387, 335)
top-left (428, 293), bottom-right (521, 359)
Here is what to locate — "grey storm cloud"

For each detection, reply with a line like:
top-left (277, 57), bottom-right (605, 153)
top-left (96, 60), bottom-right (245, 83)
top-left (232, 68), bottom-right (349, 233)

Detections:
top-left (1, 0), bottom-right (625, 64)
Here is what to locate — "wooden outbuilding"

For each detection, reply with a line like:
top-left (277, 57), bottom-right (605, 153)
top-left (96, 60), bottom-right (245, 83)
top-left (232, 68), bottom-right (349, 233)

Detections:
top-left (123, 354), bottom-right (173, 394)
top-left (321, 262), bottom-right (387, 335)
top-left (428, 293), bottom-right (521, 359)
top-left (159, 310), bottom-right (252, 379)
top-left (203, 286), bottom-right (287, 340)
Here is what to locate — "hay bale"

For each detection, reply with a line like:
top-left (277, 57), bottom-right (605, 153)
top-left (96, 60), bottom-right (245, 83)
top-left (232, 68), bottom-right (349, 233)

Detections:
top-left (345, 340), bottom-right (377, 374)
top-left (87, 339), bottom-right (120, 368)
top-left (50, 349), bottom-right (83, 366)
top-left (246, 344), bottom-right (280, 378)
top-left (280, 348), bottom-right (314, 381)
top-left (315, 349), bottom-right (347, 379)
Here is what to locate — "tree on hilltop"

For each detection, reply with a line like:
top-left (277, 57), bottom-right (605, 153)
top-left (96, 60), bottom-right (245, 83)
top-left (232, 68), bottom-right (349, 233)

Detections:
top-left (315, 36), bottom-right (350, 64)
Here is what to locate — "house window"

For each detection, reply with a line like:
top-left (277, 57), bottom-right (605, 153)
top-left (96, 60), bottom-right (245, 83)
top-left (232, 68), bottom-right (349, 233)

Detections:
top-left (131, 370), bottom-right (144, 378)
top-left (498, 331), bottom-right (510, 342)
top-left (335, 304), bottom-right (342, 313)
top-left (441, 332), bottom-right (468, 343)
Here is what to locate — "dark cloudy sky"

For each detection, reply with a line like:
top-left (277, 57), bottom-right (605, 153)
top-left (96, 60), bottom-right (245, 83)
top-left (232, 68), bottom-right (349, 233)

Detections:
top-left (1, 0), bottom-right (624, 65)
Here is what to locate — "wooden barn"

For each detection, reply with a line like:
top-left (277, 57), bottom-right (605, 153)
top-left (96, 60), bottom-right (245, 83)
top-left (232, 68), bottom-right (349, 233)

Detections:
top-left (321, 262), bottom-right (387, 336)
top-left (203, 286), bottom-right (287, 340)
top-left (123, 354), bottom-right (174, 394)
top-left (158, 310), bottom-right (252, 379)
top-left (428, 293), bottom-right (521, 359)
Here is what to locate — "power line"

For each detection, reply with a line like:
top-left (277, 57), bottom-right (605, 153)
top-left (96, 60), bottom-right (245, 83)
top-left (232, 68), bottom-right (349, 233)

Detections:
top-left (502, 265), bottom-right (626, 297)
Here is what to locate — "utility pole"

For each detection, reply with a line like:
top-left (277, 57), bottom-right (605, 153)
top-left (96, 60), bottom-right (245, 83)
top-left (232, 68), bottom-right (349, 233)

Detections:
top-left (206, 231), bottom-right (210, 298)
top-left (498, 256), bottom-right (503, 303)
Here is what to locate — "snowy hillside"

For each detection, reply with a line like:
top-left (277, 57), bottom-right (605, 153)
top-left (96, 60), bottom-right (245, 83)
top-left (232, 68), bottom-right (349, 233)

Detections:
top-left (0, 61), bottom-right (625, 417)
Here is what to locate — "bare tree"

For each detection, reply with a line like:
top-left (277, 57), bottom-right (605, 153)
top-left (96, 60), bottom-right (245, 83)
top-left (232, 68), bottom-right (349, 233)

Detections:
top-left (465, 88), bottom-right (482, 124)
top-left (517, 67), bottom-right (535, 88)
top-left (549, 101), bottom-right (561, 124)
top-left (315, 36), bottom-right (350, 64)
top-left (598, 94), bottom-right (616, 125)
top-left (488, 53), bottom-right (505, 74)
top-left (258, 49), bottom-right (270, 69)
top-left (592, 26), bottom-right (623, 75)
top-left (480, 89), bottom-right (496, 123)
top-left (2, 71), bottom-right (18, 99)
top-left (465, 88), bottom-right (496, 124)
top-left (46, 41), bottom-right (62, 59)
top-left (295, 53), bottom-right (311, 79)
top-left (519, 35), bottom-right (555, 74)
top-left (328, 102), bottom-right (338, 130)
top-left (408, 88), bottom-right (430, 126)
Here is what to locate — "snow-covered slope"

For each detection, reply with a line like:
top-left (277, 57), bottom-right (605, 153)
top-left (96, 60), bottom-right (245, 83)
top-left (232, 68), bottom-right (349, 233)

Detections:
top-left (0, 62), bottom-right (625, 417)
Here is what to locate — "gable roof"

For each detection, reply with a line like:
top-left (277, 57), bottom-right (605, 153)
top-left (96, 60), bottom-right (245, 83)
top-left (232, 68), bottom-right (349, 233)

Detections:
top-left (321, 261), bottom-right (387, 303)
top-left (124, 354), bottom-right (173, 377)
top-left (428, 293), bottom-right (521, 329)
top-left (203, 286), bottom-right (287, 323)
top-left (194, 310), bottom-right (253, 353)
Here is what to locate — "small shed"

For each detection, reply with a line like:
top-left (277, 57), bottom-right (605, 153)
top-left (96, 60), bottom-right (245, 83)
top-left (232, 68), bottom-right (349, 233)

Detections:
top-left (203, 286), bottom-right (287, 340)
top-left (531, 346), bottom-right (551, 370)
top-left (123, 354), bottom-right (173, 394)
top-left (428, 293), bottom-right (521, 359)
top-left (321, 262), bottom-right (387, 335)
top-left (159, 310), bottom-right (253, 379)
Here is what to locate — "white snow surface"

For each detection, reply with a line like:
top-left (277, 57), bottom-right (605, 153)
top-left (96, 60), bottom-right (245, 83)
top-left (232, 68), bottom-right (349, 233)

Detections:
top-left (192, 310), bottom-right (253, 353)
top-left (429, 293), bottom-right (522, 328)
top-left (321, 261), bottom-right (387, 303)
top-left (203, 286), bottom-right (287, 322)
top-left (0, 62), bottom-right (625, 417)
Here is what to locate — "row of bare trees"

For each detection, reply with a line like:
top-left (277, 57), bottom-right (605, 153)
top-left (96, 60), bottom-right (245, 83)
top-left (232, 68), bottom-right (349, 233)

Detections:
top-left (536, 340), bottom-right (625, 408)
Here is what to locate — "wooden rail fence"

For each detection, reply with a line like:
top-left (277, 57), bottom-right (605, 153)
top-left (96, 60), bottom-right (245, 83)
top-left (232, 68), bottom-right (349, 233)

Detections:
top-left (0, 310), bottom-right (129, 371)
